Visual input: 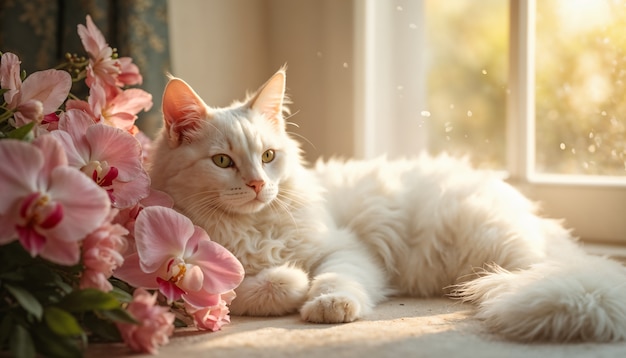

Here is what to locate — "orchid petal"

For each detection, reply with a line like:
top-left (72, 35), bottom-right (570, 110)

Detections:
top-left (182, 288), bottom-right (221, 308)
top-left (32, 135), bottom-right (69, 188)
top-left (46, 166), bottom-right (110, 242)
top-left (50, 130), bottom-right (87, 169)
top-left (114, 253), bottom-right (160, 289)
top-left (16, 226), bottom-right (46, 257)
top-left (157, 277), bottom-right (186, 303)
top-left (179, 265), bottom-right (204, 293)
top-left (183, 226), bottom-right (207, 259)
top-left (85, 124), bottom-right (144, 181)
top-left (59, 109), bottom-right (97, 149)
top-left (117, 57), bottom-right (142, 86)
top-left (107, 113), bottom-right (137, 132)
top-left (109, 88), bottom-right (153, 114)
top-left (0, 140), bottom-right (41, 213)
top-left (109, 171), bottom-right (150, 209)
top-left (141, 189), bottom-right (174, 208)
top-left (77, 15), bottom-right (108, 58)
top-left (65, 98), bottom-right (92, 113)
top-left (38, 236), bottom-right (81, 266)
top-left (190, 239), bottom-right (245, 294)
top-left (19, 69), bottom-right (71, 114)
top-left (134, 206), bottom-right (194, 273)
top-left (87, 83), bottom-right (107, 119)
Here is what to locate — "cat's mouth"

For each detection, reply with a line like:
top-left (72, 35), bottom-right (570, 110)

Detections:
top-left (233, 198), bottom-right (269, 214)
top-left (223, 193), bottom-right (271, 214)
top-left (220, 186), bottom-right (277, 214)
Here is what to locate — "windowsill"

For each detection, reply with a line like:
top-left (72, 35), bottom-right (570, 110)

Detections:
top-left (528, 173), bottom-right (626, 188)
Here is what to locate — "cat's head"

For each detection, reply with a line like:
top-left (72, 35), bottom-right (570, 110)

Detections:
top-left (150, 68), bottom-right (304, 216)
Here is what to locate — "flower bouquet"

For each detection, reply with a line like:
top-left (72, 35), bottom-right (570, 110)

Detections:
top-left (0, 15), bottom-right (245, 357)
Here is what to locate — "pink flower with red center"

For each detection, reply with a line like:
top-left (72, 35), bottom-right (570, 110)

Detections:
top-left (0, 52), bottom-right (72, 128)
top-left (51, 109), bottom-right (150, 208)
top-left (115, 288), bottom-right (175, 354)
top-left (0, 135), bottom-right (110, 265)
top-left (113, 206), bottom-right (245, 308)
top-left (80, 209), bottom-right (129, 292)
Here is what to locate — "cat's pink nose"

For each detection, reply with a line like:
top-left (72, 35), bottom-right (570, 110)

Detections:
top-left (247, 180), bottom-right (265, 194)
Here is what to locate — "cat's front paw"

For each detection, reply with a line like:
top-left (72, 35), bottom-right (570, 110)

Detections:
top-left (229, 265), bottom-right (309, 316)
top-left (300, 293), bottom-right (361, 323)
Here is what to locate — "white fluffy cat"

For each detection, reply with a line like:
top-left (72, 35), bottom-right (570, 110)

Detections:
top-left (149, 68), bottom-right (626, 342)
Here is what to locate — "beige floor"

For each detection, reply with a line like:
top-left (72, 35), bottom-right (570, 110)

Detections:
top-left (88, 297), bottom-right (626, 357)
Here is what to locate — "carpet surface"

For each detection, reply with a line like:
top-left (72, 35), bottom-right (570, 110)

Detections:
top-left (88, 297), bottom-right (626, 357)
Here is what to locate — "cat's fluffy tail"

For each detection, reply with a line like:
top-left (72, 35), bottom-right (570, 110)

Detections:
top-left (454, 255), bottom-right (626, 342)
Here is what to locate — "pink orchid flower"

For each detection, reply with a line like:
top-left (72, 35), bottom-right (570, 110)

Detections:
top-left (78, 15), bottom-right (143, 89)
top-left (185, 290), bottom-right (236, 331)
top-left (0, 135), bottom-right (110, 265)
top-left (113, 189), bottom-right (174, 255)
top-left (80, 209), bottom-right (129, 292)
top-left (0, 52), bottom-right (72, 127)
top-left (51, 109), bottom-right (150, 208)
top-left (113, 206), bottom-right (245, 308)
top-left (65, 81), bottom-right (152, 134)
top-left (116, 288), bottom-right (175, 355)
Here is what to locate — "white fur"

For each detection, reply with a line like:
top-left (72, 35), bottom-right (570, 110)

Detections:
top-left (149, 70), bottom-right (626, 341)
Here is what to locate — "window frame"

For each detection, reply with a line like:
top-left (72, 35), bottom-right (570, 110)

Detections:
top-left (354, 0), bottom-right (626, 244)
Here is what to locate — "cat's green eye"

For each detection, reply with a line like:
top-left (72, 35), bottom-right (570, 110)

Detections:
top-left (212, 154), bottom-right (234, 168)
top-left (262, 149), bottom-right (275, 163)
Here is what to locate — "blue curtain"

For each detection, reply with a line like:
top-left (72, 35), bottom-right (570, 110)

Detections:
top-left (0, 0), bottom-right (171, 136)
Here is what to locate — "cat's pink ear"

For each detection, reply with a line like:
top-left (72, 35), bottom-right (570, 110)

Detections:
top-left (162, 77), bottom-right (208, 147)
top-left (248, 68), bottom-right (286, 127)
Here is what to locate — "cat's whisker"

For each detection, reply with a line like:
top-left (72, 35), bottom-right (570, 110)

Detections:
top-left (177, 190), bottom-right (236, 226)
top-left (287, 131), bottom-right (316, 151)
top-left (180, 195), bottom-right (220, 215)
top-left (275, 194), bottom-right (306, 212)
top-left (276, 188), bottom-right (311, 208)
top-left (269, 197), bottom-right (299, 232)
top-left (178, 190), bottom-right (221, 205)
top-left (284, 109), bottom-right (300, 124)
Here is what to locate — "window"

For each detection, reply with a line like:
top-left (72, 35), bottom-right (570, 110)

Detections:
top-left (354, 0), bottom-right (626, 244)
top-left (535, 0), bottom-right (626, 176)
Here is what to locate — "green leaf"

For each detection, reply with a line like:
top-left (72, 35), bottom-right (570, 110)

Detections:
top-left (174, 316), bottom-right (189, 328)
top-left (10, 325), bottom-right (35, 358)
top-left (108, 286), bottom-right (133, 303)
top-left (6, 121), bottom-right (34, 140)
top-left (83, 314), bottom-right (122, 342)
top-left (44, 307), bottom-right (83, 336)
top-left (99, 307), bottom-right (138, 324)
top-left (59, 288), bottom-right (119, 312)
top-left (31, 326), bottom-right (82, 358)
top-left (0, 241), bottom-right (32, 270)
top-left (5, 284), bottom-right (43, 320)
top-left (0, 314), bottom-right (13, 347)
